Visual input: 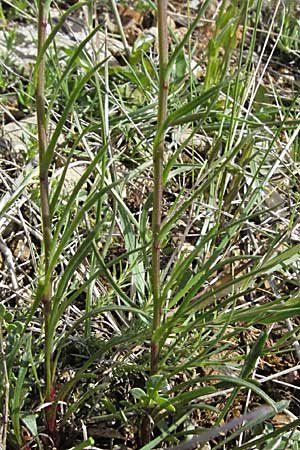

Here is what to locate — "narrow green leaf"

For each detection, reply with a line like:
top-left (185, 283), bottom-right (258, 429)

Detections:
top-left (166, 0), bottom-right (210, 76)
top-left (48, 24), bottom-right (103, 113)
top-left (34, 1), bottom-right (87, 82)
top-left (205, 375), bottom-right (277, 410)
top-left (42, 58), bottom-right (109, 173)
top-left (11, 336), bottom-right (31, 445)
top-left (240, 330), bottom-right (268, 379)
top-left (67, 437), bottom-right (94, 450)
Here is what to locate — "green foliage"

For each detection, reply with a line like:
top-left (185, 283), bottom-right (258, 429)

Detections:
top-left (263, 426), bottom-right (300, 450)
top-left (204, 0), bottom-right (242, 90)
top-left (0, 0), bottom-right (299, 448)
top-left (277, 2), bottom-right (300, 55)
top-left (131, 374), bottom-right (175, 412)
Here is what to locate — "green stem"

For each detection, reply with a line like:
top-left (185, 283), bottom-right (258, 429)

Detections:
top-left (0, 319), bottom-right (9, 449)
top-left (36, 0), bottom-right (55, 442)
top-left (151, 0), bottom-right (169, 375)
top-left (110, 0), bottom-right (130, 57)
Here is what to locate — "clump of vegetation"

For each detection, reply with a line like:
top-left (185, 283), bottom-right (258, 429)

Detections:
top-left (0, 0), bottom-right (300, 449)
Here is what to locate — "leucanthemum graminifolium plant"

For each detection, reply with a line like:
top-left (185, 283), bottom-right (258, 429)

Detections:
top-left (0, 0), bottom-right (299, 448)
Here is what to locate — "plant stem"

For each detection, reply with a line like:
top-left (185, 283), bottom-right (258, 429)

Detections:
top-left (151, 0), bottom-right (169, 375)
top-left (37, 3), bottom-right (52, 277)
top-left (36, 0), bottom-right (55, 442)
top-left (0, 320), bottom-right (9, 450)
top-left (110, 0), bottom-right (130, 57)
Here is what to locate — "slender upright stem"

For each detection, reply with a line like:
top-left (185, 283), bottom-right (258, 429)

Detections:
top-left (36, 0), bottom-right (55, 440)
top-left (151, 0), bottom-right (169, 374)
top-left (0, 321), bottom-right (9, 450)
top-left (110, 0), bottom-right (130, 57)
top-left (37, 3), bottom-right (52, 277)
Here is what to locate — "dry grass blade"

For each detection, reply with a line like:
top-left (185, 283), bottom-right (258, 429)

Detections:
top-left (165, 404), bottom-right (283, 450)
